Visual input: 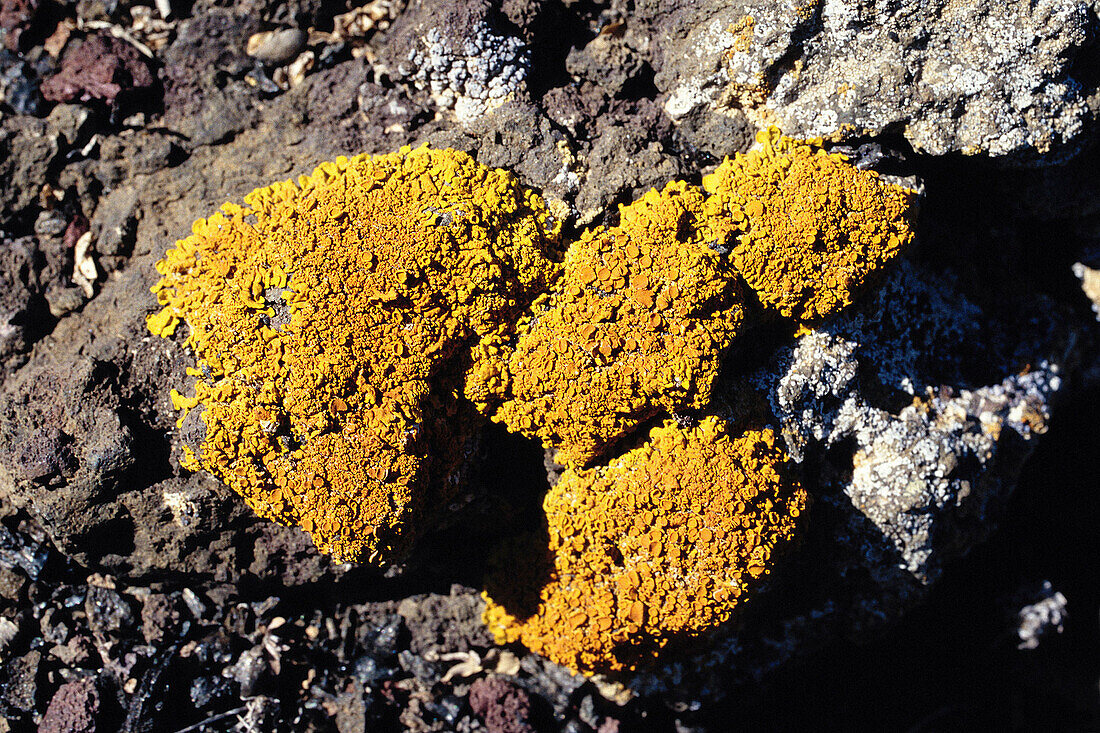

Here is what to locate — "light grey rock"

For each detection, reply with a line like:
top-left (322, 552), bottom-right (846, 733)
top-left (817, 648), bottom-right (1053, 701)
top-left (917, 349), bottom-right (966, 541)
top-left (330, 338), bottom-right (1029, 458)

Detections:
top-left (378, 0), bottom-right (529, 122)
top-left (623, 259), bottom-right (1070, 697)
top-left (756, 260), bottom-right (1063, 590)
top-left (652, 0), bottom-right (1098, 160)
top-left (1012, 580), bottom-right (1068, 650)
top-left (246, 28), bottom-right (308, 67)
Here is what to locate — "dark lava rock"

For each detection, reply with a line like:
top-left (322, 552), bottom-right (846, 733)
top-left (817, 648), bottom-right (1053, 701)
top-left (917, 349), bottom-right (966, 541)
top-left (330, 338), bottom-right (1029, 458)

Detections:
top-left (565, 33), bottom-right (646, 97)
top-left (575, 114), bottom-right (684, 226)
top-left (0, 235), bottom-right (47, 363)
top-left (397, 584), bottom-right (492, 655)
top-left (0, 648), bottom-right (40, 716)
top-left (350, 654), bottom-right (397, 686)
top-left (0, 360), bottom-right (136, 563)
top-left (49, 634), bottom-right (95, 667)
top-left (0, 115), bottom-right (60, 228)
top-left (88, 183), bottom-right (139, 270)
top-left (359, 612), bottom-right (403, 658)
top-left (160, 10), bottom-right (262, 146)
top-left (40, 33), bottom-right (155, 110)
top-left (0, 0), bottom-right (36, 51)
top-left (85, 586), bottom-right (134, 637)
top-left (39, 676), bottom-right (101, 733)
top-left (397, 649), bottom-right (441, 683)
top-left (332, 678), bottom-right (368, 733)
top-left (0, 563), bottom-right (25, 600)
top-left (0, 46), bottom-right (47, 114)
top-left (188, 674), bottom-right (234, 709)
top-left (225, 645), bottom-right (269, 698)
top-left (469, 676), bottom-right (536, 733)
top-left (140, 593), bottom-right (182, 644)
top-left (0, 517), bottom-right (48, 579)
top-left (424, 693), bottom-right (466, 725)
top-left (248, 522), bottom-right (336, 585)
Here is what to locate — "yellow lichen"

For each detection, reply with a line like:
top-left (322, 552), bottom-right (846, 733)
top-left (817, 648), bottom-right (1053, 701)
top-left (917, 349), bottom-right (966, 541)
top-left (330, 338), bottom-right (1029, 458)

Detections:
top-left (482, 417), bottom-right (807, 674)
top-left (465, 180), bottom-right (745, 467)
top-left (703, 127), bottom-right (917, 322)
top-left (147, 146), bottom-right (560, 563)
top-left (147, 129), bottom-right (914, 603)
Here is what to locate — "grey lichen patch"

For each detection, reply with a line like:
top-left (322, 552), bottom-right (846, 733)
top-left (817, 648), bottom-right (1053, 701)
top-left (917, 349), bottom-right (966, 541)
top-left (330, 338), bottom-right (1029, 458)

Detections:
top-left (654, 0), bottom-right (1096, 159)
top-left (1072, 262), bottom-right (1100, 320)
top-left (385, 0), bottom-right (529, 123)
top-left (752, 261), bottom-right (1064, 586)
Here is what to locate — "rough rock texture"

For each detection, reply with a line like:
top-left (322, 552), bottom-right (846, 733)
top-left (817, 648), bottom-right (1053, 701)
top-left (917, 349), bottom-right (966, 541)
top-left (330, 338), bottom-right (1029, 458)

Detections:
top-left (469, 676), bottom-right (536, 733)
top-left (0, 236), bottom-right (46, 364)
top-left (776, 259), bottom-right (1067, 583)
top-left (651, 0), bottom-right (1100, 160)
top-left (1012, 580), bottom-right (1068, 650)
top-left (40, 33), bottom-right (155, 109)
top-left (39, 677), bottom-right (100, 733)
top-left (377, 0), bottom-right (529, 122)
top-left (0, 0), bottom-right (1098, 728)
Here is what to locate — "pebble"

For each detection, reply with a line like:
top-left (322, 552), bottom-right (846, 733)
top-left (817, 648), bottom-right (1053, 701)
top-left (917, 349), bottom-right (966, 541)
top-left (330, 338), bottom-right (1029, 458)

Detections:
top-left (246, 28), bottom-right (308, 66)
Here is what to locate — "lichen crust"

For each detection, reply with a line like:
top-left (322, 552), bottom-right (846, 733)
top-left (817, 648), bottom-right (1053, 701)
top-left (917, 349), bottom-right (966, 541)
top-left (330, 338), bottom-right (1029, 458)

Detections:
top-left (482, 417), bottom-right (807, 674)
top-left (703, 127), bottom-right (918, 322)
top-left (148, 145), bottom-right (561, 563)
top-left (465, 180), bottom-right (746, 467)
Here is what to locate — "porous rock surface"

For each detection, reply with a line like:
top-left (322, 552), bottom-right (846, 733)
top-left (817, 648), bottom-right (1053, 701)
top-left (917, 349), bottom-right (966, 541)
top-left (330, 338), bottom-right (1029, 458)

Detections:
top-left (650, 0), bottom-right (1100, 160)
top-left (0, 0), bottom-right (1098, 728)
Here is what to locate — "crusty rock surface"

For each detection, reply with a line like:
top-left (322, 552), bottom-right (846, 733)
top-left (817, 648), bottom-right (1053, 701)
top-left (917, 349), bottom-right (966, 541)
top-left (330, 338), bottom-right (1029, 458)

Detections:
top-left (0, 0), bottom-right (1098, 729)
top-left (650, 0), bottom-right (1100, 160)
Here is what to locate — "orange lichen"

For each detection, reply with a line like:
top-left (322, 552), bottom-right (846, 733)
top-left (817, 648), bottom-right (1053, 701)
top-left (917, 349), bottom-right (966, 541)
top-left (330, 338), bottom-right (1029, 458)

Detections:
top-left (482, 417), bottom-right (807, 674)
top-left (147, 146), bottom-right (560, 563)
top-left (465, 180), bottom-right (745, 466)
top-left (147, 128), bottom-right (913, 598)
top-left (703, 127), bottom-right (917, 321)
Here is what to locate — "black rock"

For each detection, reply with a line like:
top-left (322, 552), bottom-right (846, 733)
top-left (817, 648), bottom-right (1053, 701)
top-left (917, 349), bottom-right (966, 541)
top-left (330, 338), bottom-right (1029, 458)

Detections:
top-left (85, 586), bottom-right (134, 637)
top-left (351, 655), bottom-right (397, 686)
top-left (397, 649), bottom-right (440, 683)
top-left (0, 48), bottom-right (44, 115)
top-left (0, 521), bottom-right (48, 579)
top-left (189, 675), bottom-right (234, 709)
top-left (1, 649), bottom-right (41, 716)
top-left (364, 614), bottom-right (403, 657)
top-left (425, 694), bottom-right (466, 725)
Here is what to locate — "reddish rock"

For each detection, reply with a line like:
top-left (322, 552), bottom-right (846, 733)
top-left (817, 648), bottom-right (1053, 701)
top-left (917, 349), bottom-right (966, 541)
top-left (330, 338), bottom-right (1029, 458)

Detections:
top-left (469, 676), bottom-right (535, 733)
top-left (0, 0), bottom-right (36, 51)
top-left (39, 677), bottom-right (99, 733)
top-left (40, 34), bottom-right (154, 107)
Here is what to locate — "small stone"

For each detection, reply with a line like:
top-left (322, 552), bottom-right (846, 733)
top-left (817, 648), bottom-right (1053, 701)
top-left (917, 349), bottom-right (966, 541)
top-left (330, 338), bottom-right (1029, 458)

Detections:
top-left (0, 566), bottom-right (24, 601)
top-left (1072, 262), bottom-right (1100, 320)
top-left (224, 645), bottom-right (267, 697)
top-left (468, 677), bottom-right (535, 733)
top-left (0, 616), bottom-right (18, 653)
top-left (1, 649), bottom-right (40, 714)
top-left (84, 586), bottom-right (134, 637)
top-left (1013, 580), bottom-right (1068, 651)
top-left (49, 635), bottom-right (94, 666)
top-left (0, 47), bottom-right (45, 114)
top-left (333, 678), bottom-right (367, 733)
top-left (246, 28), bottom-right (307, 66)
top-left (39, 676), bottom-right (99, 733)
top-left (0, 0), bottom-right (38, 52)
top-left (140, 594), bottom-right (182, 644)
top-left (40, 33), bottom-right (155, 108)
